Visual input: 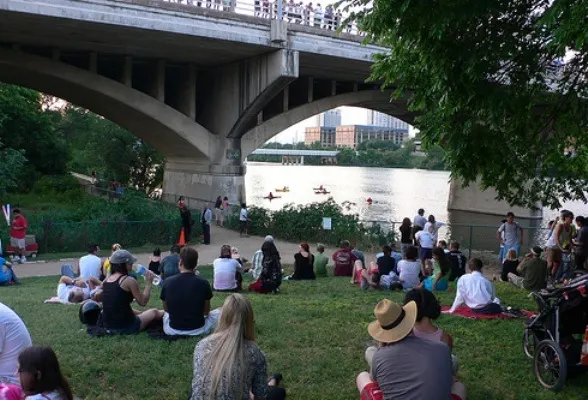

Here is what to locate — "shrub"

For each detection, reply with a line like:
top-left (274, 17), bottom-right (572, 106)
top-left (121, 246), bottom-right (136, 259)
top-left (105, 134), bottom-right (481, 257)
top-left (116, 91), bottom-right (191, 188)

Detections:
top-left (32, 174), bottom-right (80, 194)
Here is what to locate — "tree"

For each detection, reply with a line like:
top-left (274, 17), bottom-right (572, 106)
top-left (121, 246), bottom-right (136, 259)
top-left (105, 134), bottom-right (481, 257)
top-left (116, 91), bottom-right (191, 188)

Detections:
top-left (0, 83), bottom-right (69, 180)
top-left (0, 141), bottom-right (27, 196)
top-left (345, 0), bottom-right (588, 208)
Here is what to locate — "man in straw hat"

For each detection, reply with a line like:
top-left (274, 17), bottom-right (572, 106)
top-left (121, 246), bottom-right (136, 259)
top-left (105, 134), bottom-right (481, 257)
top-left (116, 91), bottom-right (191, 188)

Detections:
top-left (356, 299), bottom-right (467, 400)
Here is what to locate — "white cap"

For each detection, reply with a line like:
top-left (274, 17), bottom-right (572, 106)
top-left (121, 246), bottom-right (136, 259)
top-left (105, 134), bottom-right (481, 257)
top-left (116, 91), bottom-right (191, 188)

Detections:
top-left (264, 235), bottom-right (274, 242)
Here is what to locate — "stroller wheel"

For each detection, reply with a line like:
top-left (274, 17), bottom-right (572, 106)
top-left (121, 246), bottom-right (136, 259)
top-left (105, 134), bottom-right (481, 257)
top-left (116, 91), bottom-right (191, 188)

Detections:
top-left (523, 329), bottom-right (537, 359)
top-left (533, 340), bottom-right (567, 392)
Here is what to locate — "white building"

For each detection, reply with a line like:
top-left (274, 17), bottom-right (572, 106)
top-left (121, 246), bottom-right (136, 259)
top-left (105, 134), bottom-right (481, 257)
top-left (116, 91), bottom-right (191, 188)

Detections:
top-left (313, 109), bottom-right (342, 127)
top-left (366, 110), bottom-right (409, 130)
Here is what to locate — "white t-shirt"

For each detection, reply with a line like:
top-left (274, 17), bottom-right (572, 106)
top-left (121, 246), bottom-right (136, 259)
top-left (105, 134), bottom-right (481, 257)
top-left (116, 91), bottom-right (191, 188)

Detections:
top-left (26, 392), bottom-right (66, 400)
top-left (79, 254), bottom-right (102, 281)
top-left (57, 283), bottom-right (91, 303)
top-left (415, 230), bottom-right (435, 249)
top-left (397, 260), bottom-right (421, 289)
top-left (0, 302), bottom-right (32, 384)
top-left (213, 258), bottom-right (243, 291)
top-left (413, 214), bottom-right (427, 228)
top-left (240, 208), bottom-right (248, 221)
top-left (424, 221), bottom-right (446, 242)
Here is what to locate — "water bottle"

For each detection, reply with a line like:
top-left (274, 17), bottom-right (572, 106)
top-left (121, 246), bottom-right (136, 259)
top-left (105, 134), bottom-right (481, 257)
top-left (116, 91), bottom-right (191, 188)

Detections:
top-left (133, 265), bottom-right (161, 286)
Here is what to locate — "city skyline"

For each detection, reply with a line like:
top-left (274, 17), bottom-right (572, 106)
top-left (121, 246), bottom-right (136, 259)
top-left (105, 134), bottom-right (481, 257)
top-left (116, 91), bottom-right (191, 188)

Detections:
top-left (271, 107), bottom-right (417, 143)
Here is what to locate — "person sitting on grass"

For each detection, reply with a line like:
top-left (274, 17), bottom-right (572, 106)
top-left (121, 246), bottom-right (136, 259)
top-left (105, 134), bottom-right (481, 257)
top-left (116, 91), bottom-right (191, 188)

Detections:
top-left (438, 240), bottom-right (450, 254)
top-left (357, 299), bottom-right (467, 400)
top-left (250, 236), bottom-right (275, 280)
top-left (501, 248), bottom-right (520, 282)
top-left (77, 244), bottom-right (103, 281)
top-left (213, 245), bottom-right (244, 292)
top-left (0, 302), bottom-right (32, 386)
top-left (332, 240), bottom-right (358, 277)
top-left (102, 250), bottom-right (164, 334)
top-left (161, 247), bottom-right (221, 336)
top-left (508, 246), bottom-right (548, 292)
top-left (191, 294), bottom-right (286, 400)
top-left (361, 246), bottom-right (422, 292)
top-left (55, 275), bottom-right (102, 304)
top-left (249, 241), bottom-right (283, 294)
top-left (0, 257), bottom-right (19, 286)
top-left (423, 247), bottom-right (451, 291)
top-left (17, 346), bottom-right (73, 400)
top-left (288, 243), bottom-right (315, 280)
top-left (313, 244), bottom-right (329, 277)
top-left (102, 243), bottom-right (121, 278)
top-left (448, 258), bottom-right (502, 315)
top-left (161, 245), bottom-right (181, 280)
top-left (447, 241), bottom-right (467, 282)
top-left (148, 248), bottom-right (162, 275)
top-left (376, 245), bottom-right (396, 276)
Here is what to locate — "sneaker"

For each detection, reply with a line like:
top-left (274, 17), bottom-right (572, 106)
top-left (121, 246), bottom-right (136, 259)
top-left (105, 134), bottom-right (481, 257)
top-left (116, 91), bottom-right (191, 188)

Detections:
top-left (20, 256), bottom-right (26, 264)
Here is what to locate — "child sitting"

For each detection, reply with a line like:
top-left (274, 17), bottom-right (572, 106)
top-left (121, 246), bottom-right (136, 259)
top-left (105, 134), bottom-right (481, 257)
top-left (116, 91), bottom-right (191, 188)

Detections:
top-left (501, 248), bottom-right (519, 282)
top-left (313, 245), bottom-right (329, 277)
top-left (17, 346), bottom-right (74, 400)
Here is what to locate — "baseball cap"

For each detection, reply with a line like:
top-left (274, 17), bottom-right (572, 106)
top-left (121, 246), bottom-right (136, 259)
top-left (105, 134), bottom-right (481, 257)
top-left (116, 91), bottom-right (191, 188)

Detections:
top-left (109, 249), bottom-right (137, 264)
top-left (264, 235), bottom-right (274, 242)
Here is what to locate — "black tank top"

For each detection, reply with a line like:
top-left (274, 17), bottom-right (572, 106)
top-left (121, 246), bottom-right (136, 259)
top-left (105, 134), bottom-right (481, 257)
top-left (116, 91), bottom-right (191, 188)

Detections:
top-left (102, 275), bottom-right (136, 329)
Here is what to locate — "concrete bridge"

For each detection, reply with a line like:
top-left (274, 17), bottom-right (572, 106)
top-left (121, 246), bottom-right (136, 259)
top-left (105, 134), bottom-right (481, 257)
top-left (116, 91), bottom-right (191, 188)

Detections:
top-left (0, 0), bottom-right (539, 218)
top-left (249, 148), bottom-right (339, 164)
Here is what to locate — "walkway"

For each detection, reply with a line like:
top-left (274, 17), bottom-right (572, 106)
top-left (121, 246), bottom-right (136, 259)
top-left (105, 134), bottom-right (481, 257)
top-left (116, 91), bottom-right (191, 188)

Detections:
top-left (13, 226), bottom-right (377, 278)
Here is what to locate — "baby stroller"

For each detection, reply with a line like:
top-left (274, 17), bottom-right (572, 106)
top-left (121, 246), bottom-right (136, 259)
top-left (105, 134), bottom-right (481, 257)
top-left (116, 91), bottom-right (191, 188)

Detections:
top-left (522, 271), bottom-right (588, 391)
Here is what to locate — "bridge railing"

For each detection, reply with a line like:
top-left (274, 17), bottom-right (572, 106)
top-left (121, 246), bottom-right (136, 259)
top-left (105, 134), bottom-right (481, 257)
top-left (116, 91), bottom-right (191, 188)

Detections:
top-left (154, 0), bottom-right (364, 35)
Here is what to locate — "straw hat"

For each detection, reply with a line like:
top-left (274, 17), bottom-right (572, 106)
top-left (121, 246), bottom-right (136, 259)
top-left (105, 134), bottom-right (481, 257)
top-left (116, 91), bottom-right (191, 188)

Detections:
top-left (368, 299), bottom-right (418, 343)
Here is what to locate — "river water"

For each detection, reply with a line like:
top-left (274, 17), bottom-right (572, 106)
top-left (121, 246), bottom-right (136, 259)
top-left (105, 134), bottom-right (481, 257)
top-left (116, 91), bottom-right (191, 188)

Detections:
top-left (245, 162), bottom-right (587, 251)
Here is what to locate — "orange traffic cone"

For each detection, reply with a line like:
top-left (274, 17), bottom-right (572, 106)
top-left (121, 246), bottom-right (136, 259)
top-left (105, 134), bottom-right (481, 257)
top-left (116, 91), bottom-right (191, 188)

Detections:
top-left (581, 326), bottom-right (588, 366)
top-left (178, 227), bottom-right (186, 247)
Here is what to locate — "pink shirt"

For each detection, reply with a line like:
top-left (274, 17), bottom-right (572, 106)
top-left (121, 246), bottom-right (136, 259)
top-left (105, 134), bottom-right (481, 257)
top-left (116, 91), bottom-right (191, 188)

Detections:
top-left (413, 326), bottom-right (443, 343)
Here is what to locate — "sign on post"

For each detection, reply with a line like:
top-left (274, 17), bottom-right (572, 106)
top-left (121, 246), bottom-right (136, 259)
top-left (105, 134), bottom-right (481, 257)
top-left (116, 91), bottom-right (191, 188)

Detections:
top-left (322, 217), bottom-right (332, 230)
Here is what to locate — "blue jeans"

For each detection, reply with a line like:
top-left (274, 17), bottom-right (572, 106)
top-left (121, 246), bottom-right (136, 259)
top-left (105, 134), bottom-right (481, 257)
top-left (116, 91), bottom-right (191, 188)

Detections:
top-left (0, 266), bottom-right (18, 285)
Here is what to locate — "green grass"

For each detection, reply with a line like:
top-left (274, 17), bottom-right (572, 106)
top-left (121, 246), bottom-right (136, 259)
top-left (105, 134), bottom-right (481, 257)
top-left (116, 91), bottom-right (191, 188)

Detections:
top-left (3, 268), bottom-right (588, 399)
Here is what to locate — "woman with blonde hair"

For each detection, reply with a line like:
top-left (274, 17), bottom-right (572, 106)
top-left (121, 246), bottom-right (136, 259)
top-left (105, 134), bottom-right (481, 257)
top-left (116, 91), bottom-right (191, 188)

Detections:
top-left (191, 294), bottom-right (285, 399)
top-left (501, 248), bottom-right (520, 282)
top-left (102, 243), bottom-right (121, 278)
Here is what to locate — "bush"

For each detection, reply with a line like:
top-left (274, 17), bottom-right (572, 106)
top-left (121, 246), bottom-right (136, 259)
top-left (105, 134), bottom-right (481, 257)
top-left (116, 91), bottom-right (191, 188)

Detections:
top-left (32, 174), bottom-right (80, 194)
top-left (228, 199), bottom-right (394, 251)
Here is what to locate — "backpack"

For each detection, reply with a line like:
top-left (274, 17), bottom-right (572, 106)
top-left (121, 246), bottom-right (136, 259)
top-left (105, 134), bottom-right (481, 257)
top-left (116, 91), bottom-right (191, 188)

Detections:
top-left (335, 250), bottom-right (352, 266)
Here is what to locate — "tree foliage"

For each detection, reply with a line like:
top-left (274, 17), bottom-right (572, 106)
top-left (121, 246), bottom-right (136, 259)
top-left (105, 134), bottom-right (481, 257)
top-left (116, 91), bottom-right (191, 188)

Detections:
top-left (0, 141), bottom-right (27, 196)
top-left (344, 0), bottom-right (588, 208)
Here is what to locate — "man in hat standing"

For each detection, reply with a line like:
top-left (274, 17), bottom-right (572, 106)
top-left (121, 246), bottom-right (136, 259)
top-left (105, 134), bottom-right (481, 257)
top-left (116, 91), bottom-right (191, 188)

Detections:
top-left (357, 299), bottom-right (467, 400)
top-left (508, 246), bottom-right (548, 292)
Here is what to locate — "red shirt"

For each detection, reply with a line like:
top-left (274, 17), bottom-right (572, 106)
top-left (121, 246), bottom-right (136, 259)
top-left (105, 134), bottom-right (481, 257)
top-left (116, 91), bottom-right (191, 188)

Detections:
top-left (332, 249), bottom-right (358, 277)
top-left (10, 215), bottom-right (27, 239)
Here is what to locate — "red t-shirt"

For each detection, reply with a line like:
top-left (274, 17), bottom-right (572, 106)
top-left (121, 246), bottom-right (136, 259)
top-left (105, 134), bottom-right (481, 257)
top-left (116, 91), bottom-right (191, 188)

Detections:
top-left (332, 249), bottom-right (357, 277)
top-left (10, 215), bottom-right (27, 239)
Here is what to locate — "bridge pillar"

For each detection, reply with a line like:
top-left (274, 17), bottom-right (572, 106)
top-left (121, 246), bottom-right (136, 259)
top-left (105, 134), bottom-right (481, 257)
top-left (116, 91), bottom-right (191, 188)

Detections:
top-left (447, 179), bottom-right (542, 219)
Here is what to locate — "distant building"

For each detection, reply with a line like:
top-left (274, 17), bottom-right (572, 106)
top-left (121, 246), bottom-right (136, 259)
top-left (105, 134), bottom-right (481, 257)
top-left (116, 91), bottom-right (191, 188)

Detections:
top-left (313, 110), bottom-right (342, 128)
top-left (366, 110), bottom-right (410, 131)
top-left (335, 125), bottom-right (409, 149)
top-left (304, 126), bottom-right (337, 147)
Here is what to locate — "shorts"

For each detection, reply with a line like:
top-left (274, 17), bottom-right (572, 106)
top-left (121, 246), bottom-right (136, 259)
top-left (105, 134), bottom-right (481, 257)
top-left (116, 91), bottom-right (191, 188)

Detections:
top-left (10, 237), bottom-right (25, 249)
top-left (163, 309), bottom-right (220, 336)
top-left (546, 247), bottom-right (562, 264)
top-left (419, 247), bottom-right (433, 260)
top-left (106, 317), bottom-right (141, 335)
top-left (360, 382), bottom-right (383, 400)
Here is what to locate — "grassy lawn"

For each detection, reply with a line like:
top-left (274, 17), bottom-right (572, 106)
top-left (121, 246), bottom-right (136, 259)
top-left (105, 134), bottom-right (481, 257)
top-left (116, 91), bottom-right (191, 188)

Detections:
top-left (3, 267), bottom-right (588, 400)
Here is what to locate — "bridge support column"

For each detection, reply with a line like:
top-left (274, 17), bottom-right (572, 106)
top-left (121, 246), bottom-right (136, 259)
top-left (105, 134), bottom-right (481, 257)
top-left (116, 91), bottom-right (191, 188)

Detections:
top-left (163, 158), bottom-right (246, 206)
top-left (447, 179), bottom-right (542, 219)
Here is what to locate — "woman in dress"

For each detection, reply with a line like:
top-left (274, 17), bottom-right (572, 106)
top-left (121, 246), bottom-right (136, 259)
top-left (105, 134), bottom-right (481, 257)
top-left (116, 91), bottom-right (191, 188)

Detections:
top-left (191, 294), bottom-right (285, 399)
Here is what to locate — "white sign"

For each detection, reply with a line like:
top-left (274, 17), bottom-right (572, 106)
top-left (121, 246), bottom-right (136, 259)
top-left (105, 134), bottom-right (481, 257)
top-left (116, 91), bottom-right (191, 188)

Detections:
top-left (322, 217), bottom-right (332, 230)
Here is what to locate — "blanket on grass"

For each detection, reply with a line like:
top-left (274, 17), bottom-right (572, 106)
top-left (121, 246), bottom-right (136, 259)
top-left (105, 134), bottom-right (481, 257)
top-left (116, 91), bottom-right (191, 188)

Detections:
top-left (441, 305), bottom-right (535, 319)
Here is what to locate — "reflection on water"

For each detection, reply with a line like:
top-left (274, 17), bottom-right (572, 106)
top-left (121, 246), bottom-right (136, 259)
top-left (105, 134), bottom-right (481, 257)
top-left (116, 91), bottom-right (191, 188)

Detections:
top-left (245, 163), bottom-right (586, 251)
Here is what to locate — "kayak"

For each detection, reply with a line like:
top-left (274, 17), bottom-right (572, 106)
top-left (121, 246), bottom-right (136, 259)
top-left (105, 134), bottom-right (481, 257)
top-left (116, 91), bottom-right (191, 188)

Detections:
top-left (312, 187), bottom-right (326, 191)
top-left (314, 191), bottom-right (330, 195)
top-left (264, 196), bottom-right (281, 200)
top-left (275, 188), bottom-right (290, 192)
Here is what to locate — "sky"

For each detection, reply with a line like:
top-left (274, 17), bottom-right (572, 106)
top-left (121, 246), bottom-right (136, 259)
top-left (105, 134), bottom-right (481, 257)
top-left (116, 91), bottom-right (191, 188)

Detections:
top-left (270, 106), bottom-right (417, 143)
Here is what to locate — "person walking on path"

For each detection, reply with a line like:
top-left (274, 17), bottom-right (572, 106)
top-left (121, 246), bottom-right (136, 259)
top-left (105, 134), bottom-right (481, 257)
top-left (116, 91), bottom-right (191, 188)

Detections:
top-left (214, 196), bottom-right (223, 227)
top-left (9, 208), bottom-right (27, 264)
top-left (239, 203), bottom-right (249, 237)
top-left (202, 206), bottom-right (213, 245)
top-left (497, 212), bottom-right (523, 263)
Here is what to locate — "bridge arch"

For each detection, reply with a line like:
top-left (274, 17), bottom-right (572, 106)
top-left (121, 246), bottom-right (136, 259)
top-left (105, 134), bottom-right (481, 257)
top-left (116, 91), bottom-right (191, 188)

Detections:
top-left (240, 89), bottom-right (415, 158)
top-left (0, 47), bottom-right (215, 160)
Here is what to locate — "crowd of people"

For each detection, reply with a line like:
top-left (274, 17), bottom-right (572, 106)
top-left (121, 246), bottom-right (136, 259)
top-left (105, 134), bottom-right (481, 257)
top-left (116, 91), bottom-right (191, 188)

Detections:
top-left (162, 0), bottom-right (361, 34)
top-left (3, 205), bottom-right (588, 399)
